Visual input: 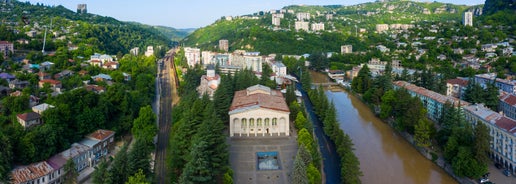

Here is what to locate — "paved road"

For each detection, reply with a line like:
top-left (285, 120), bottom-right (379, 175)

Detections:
top-left (155, 51), bottom-right (177, 184)
top-left (296, 82), bottom-right (341, 184)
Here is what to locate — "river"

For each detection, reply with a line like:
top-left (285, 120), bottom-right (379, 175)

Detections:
top-left (311, 71), bottom-right (457, 184)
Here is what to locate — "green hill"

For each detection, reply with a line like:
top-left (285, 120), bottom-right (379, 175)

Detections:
top-left (0, 0), bottom-right (173, 55)
top-left (183, 0), bottom-right (479, 55)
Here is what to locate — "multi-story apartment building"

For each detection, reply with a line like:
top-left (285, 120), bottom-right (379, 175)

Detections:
top-left (272, 15), bottom-right (281, 26)
top-left (311, 23), bottom-right (325, 32)
top-left (295, 21), bottom-right (309, 32)
top-left (219, 39), bottom-right (229, 52)
top-left (463, 104), bottom-right (516, 174)
top-left (475, 73), bottom-right (516, 94)
top-left (376, 24), bottom-right (389, 33)
top-left (184, 47), bottom-right (201, 67)
top-left (463, 11), bottom-right (473, 26)
top-left (393, 81), bottom-right (470, 122)
top-left (446, 78), bottom-right (469, 100)
top-left (500, 92), bottom-right (516, 120)
top-left (296, 12), bottom-right (310, 21)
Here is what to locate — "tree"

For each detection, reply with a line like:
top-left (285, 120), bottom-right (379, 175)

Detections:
top-left (414, 118), bottom-right (434, 147)
top-left (484, 82), bottom-right (500, 111)
top-left (128, 139), bottom-right (153, 176)
top-left (0, 132), bottom-right (12, 182)
top-left (131, 105), bottom-right (157, 143)
top-left (260, 64), bottom-right (276, 88)
top-left (291, 152), bottom-right (308, 184)
top-left (308, 52), bottom-right (328, 71)
top-left (295, 112), bottom-right (309, 131)
top-left (178, 140), bottom-right (212, 184)
top-left (285, 84), bottom-right (297, 107)
top-left (64, 159), bottom-right (78, 184)
top-left (351, 64), bottom-right (371, 94)
top-left (306, 163), bottom-right (321, 184)
top-left (474, 122), bottom-right (490, 165)
top-left (452, 147), bottom-right (487, 178)
top-left (110, 144), bottom-right (130, 184)
top-left (125, 169), bottom-right (150, 184)
top-left (92, 160), bottom-right (112, 184)
top-left (301, 67), bottom-right (312, 92)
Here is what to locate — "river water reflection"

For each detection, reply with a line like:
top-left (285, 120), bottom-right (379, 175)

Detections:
top-left (311, 71), bottom-right (456, 183)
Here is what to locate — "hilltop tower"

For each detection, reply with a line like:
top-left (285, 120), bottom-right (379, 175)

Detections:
top-left (77, 4), bottom-right (87, 14)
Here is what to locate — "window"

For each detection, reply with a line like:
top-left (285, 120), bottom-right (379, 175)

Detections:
top-left (265, 118), bottom-right (270, 126)
top-left (250, 118), bottom-right (254, 127)
top-left (257, 118), bottom-right (262, 127)
top-left (241, 118), bottom-right (247, 129)
top-left (272, 118), bottom-right (277, 126)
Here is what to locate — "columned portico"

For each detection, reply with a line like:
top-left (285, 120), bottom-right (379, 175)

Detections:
top-left (229, 85), bottom-right (290, 137)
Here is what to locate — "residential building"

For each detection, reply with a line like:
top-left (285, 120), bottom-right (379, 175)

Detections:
top-left (229, 85), bottom-right (290, 137)
top-left (39, 79), bottom-right (62, 91)
top-left (202, 51), bottom-right (216, 65)
top-left (463, 104), bottom-right (516, 174)
top-left (328, 70), bottom-right (344, 80)
top-left (463, 11), bottom-right (473, 26)
top-left (53, 70), bottom-right (74, 80)
top-left (10, 161), bottom-right (54, 184)
top-left (37, 71), bottom-right (51, 80)
top-left (272, 62), bottom-right (287, 77)
top-left (311, 23), bottom-right (325, 32)
top-left (272, 15), bottom-right (281, 26)
top-left (16, 112), bottom-right (42, 128)
top-left (446, 78), bottom-right (469, 99)
top-left (0, 41), bottom-right (14, 57)
top-left (145, 46), bottom-right (154, 57)
top-left (243, 53), bottom-right (262, 72)
top-left (77, 4), bottom-right (87, 14)
top-left (80, 129), bottom-right (115, 167)
top-left (40, 61), bottom-right (55, 71)
top-left (500, 92), bottom-right (516, 120)
top-left (91, 74), bottom-right (112, 82)
top-left (26, 30), bottom-right (37, 38)
top-left (90, 53), bottom-right (113, 63)
top-left (325, 14), bottom-right (333, 20)
top-left (184, 47), bottom-right (201, 67)
top-left (295, 21), bottom-right (309, 32)
top-left (130, 47), bottom-right (139, 56)
top-left (475, 73), bottom-right (516, 94)
top-left (197, 65), bottom-right (221, 99)
top-left (0, 72), bottom-right (15, 82)
top-left (341, 45), bottom-right (352, 54)
top-left (296, 12), bottom-right (310, 21)
top-left (85, 85), bottom-right (106, 94)
top-left (393, 81), bottom-right (470, 122)
top-left (219, 39), bottom-right (229, 52)
top-left (376, 24), bottom-right (389, 33)
top-left (32, 103), bottom-right (55, 115)
top-left (102, 61), bottom-right (120, 70)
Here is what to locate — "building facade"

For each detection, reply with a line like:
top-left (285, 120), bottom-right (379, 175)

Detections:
top-left (296, 12), bottom-right (310, 21)
top-left (446, 78), bottom-right (469, 99)
top-left (463, 11), bottom-right (473, 26)
top-left (341, 45), bottom-right (352, 54)
top-left (500, 92), bottom-right (516, 120)
top-left (219, 39), bottom-right (229, 52)
top-left (184, 47), bottom-right (201, 67)
top-left (376, 24), bottom-right (389, 33)
top-left (272, 15), bottom-right (281, 26)
top-left (0, 41), bottom-right (14, 58)
top-left (197, 65), bottom-right (221, 99)
top-left (393, 81), bottom-right (470, 122)
top-left (463, 104), bottom-right (516, 174)
top-left (77, 4), bottom-right (87, 13)
top-left (475, 73), bottom-right (516, 94)
top-left (295, 21), bottom-right (309, 32)
top-left (311, 23), bottom-right (325, 32)
top-left (229, 85), bottom-right (290, 137)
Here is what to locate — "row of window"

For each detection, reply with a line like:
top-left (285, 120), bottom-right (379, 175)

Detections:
top-left (240, 118), bottom-right (278, 128)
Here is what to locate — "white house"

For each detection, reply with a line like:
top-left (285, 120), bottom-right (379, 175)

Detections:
top-left (229, 85), bottom-right (290, 137)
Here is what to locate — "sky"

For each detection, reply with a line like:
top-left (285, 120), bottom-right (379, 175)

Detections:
top-left (26, 0), bottom-right (486, 29)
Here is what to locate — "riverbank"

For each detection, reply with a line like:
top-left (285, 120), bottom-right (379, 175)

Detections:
top-left (334, 82), bottom-right (473, 184)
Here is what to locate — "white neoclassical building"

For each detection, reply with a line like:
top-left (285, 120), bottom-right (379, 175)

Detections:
top-left (229, 85), bottom-right (290, 137)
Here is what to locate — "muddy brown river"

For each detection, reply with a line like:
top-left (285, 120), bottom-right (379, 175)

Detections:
top-left (311, 71), bottom-right (457, 184)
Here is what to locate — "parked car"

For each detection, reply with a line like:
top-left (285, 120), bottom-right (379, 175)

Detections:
top-left (479, 177), bottom-right (489, 183)
top-left (503, 169), bottom-right (511, 176)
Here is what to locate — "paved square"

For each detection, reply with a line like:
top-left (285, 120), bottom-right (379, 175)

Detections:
top-left (228, 133), bottom-right (298, 184)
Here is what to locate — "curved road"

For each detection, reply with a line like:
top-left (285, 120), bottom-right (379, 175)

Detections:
top-left (296, 82), bottom-right (341, 184)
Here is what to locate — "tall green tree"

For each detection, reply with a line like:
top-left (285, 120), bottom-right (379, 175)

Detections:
top-left (0, 132), bottom-right (12, 182)
top-left (351, 64), bottom-right (371, 94)
top-left (131, 105), bottom-right (157, 143)
top-left (92, 160), bottom-right (112, 184)
top-left (64, 159), bottom-right (78, 184)
top-left (291, 152), bottom-right (309, 184)
top-left (260, 64), bottom-right (276, 88)
top-left (178, 140), bottom-right (212, 184)
top-left (414, 118), bottom-right (434, 147)
top-left (125, 169), bottom-right (150, 184)
top-left (474, 122), bottom-right (490, 165)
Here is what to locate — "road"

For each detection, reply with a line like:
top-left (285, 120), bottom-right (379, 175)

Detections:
top-left (296, 82), bottom-right (341, 184)
top-left (155, 50), bottom-right (178, 184)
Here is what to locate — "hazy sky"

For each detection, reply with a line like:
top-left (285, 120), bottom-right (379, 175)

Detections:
top-left (26, 0), bottom-right (485, 29)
